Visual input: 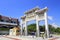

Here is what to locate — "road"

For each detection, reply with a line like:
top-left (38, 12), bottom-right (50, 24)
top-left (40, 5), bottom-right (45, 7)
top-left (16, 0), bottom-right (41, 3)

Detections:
top-left (0, 35), bottom-right (11, 40)
top-left (0, 35), bottom-right (21, 40)
top-left (0, 35), bottom-right (60, 40)
top-left (0, 35), bottom-right (44, 40)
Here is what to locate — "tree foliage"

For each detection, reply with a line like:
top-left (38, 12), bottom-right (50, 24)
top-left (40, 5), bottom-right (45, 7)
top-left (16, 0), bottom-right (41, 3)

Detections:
top-left (27, 24), bottom-right (36, 32)
top-left (27, 24), bottom-right (60, 34)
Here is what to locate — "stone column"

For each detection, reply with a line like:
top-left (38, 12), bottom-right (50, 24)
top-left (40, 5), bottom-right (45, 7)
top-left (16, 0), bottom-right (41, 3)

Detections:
top-left (44, 12), bottom-right (49, 38)
top-left (21, 20), bottom-right (23, 35)
top-left (25, 21), bottom-right (27, 36)
top-left (36, 15), bottom-right (40, 37)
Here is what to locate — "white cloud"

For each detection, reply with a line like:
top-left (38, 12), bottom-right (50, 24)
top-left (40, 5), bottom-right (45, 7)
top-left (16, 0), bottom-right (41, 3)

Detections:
top-left (48, 16), bottom-right (60, 28)
top-left (51, 23), bottom-right (59, 28)
top-left (48, 16), bottom-right (53, 21)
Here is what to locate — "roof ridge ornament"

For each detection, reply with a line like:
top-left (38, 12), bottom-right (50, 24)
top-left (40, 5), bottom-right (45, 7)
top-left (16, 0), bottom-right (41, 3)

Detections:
top-left (25, 6), bottom-right (40, 14)
top-left (35, 7), bottom-right (48, 13)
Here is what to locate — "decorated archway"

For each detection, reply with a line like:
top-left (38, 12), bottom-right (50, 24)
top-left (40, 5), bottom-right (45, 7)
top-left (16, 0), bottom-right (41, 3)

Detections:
top-left (21, 7), bottom-right (49, 38)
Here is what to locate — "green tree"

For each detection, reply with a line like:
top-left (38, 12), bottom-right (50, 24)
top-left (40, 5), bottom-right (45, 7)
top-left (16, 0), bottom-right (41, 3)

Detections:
top-left (55, 27), bottom-right (60, 33)
top-left (39, 25), bottom-right (45, 32)
top-left (27, 24), bottom-right (60, 34)
top-left (48, 25), bottom-right (56, 34)
top-left (27, 24), bottom-right (36, 33)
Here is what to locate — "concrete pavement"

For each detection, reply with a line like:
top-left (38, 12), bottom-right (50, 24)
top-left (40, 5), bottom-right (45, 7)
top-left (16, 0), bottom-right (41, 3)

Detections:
top-left (0, 35), bottom-right (11, 40)
top-left (0, 35), bottom-right (44, 40)
top-left (0, 35), bottom-right (60, 40)
top-left (0, 35), bottom-right (20, 40)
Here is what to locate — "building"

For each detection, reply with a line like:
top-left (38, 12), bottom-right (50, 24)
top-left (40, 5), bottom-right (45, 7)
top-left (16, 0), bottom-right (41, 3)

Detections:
top-left (0, 15), bottom-right (20, 35)
top-left (9, 27), bottom-right (20, 36)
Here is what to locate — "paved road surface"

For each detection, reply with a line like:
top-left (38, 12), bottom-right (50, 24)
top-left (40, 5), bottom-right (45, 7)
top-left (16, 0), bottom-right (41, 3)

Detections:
top-left (0, 35), bottom-right (60, 40)
top-left (0, 35), bottom-right (11, 40)
top-left (0, 35), bottom-right (21, 40)
top-left (0, 35), bottom-right (44, 40)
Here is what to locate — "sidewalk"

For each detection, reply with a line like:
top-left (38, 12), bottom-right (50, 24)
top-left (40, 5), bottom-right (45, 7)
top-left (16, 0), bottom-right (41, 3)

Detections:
top-left (3, 35), bottom-right (44, 40)
top-left (0, 35), bottom-right (21, 40)
top-left (1, 35), bottom-right (60, 40)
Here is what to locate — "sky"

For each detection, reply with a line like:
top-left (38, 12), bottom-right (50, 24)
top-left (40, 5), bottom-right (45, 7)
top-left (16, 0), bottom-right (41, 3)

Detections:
top-left (0, 0), bottom-right (60, 27)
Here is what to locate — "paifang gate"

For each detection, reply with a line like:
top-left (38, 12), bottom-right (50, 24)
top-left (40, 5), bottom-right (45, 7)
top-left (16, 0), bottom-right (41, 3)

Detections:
top-left (21, 7), bottom-right (49, 38)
